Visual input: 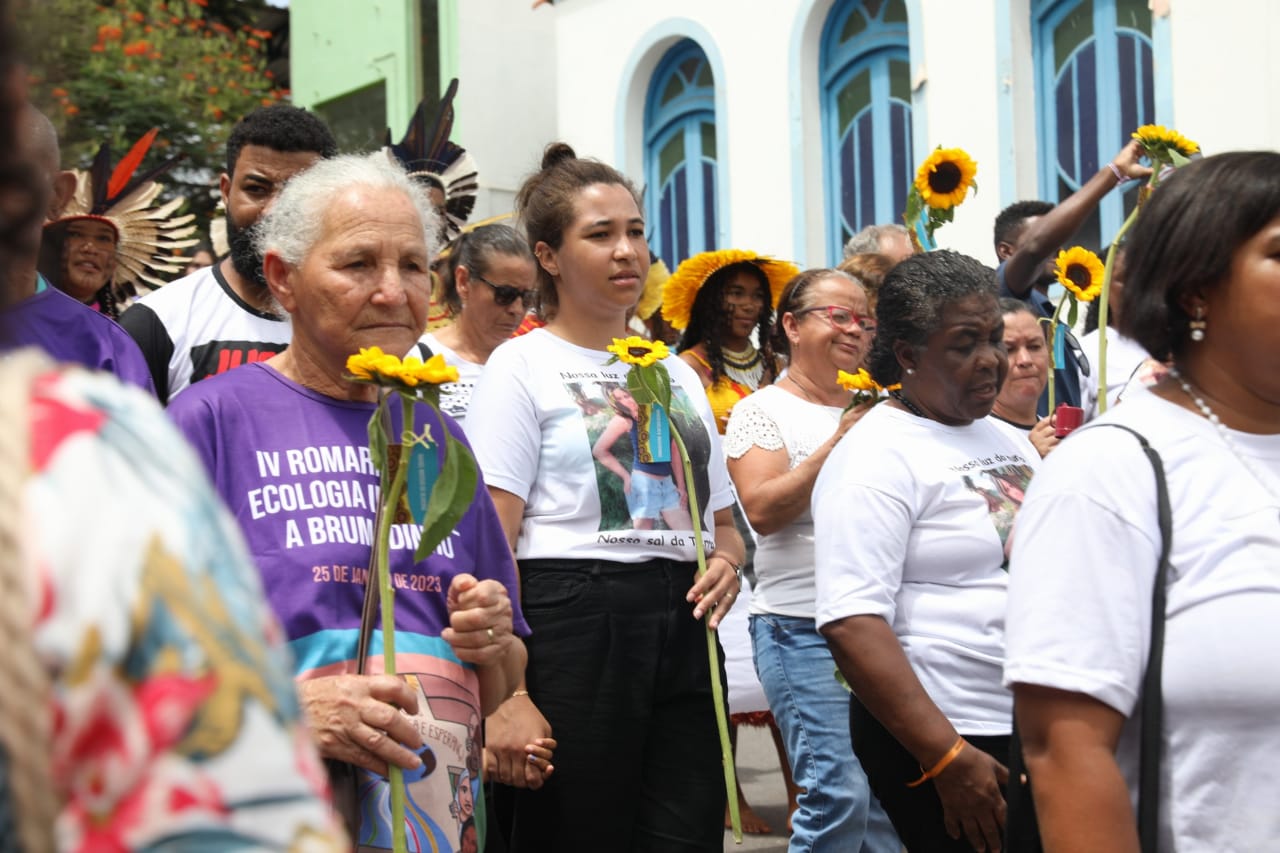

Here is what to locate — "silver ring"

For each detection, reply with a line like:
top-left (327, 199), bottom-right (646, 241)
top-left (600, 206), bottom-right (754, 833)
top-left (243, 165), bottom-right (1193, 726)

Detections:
top-left (486, 627), bottom-right (496, 644)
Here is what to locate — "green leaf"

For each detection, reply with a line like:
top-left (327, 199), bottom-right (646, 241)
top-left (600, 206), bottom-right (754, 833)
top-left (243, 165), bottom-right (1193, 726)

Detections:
top-left (1067, 297), bottom-right (1079, 328)
top-left (414, 420), bottom-right (480, 562)
top-left (368, 395), bottom-right (388, 471)
top-left (1169, 149), bottom-right (1191, 169)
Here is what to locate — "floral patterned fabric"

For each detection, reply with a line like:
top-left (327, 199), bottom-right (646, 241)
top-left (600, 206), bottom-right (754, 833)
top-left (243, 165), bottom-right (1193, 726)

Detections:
top-left (21, 364), bottom-right (345, 851)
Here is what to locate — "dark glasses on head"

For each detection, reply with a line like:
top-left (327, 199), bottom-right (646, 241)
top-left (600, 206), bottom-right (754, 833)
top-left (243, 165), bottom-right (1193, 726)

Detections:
top-left (474, 274), bottom-right (537, 308)
top-left (796, 305), bottom-right (877, 334)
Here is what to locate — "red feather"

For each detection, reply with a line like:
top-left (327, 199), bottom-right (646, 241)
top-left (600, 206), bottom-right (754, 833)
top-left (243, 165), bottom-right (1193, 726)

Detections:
top-left (107, 127), bottom-right (159, 200)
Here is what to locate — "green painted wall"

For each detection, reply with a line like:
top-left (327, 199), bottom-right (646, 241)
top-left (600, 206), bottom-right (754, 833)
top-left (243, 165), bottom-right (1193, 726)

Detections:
top-left (291, 0), bottom-right (460, 145)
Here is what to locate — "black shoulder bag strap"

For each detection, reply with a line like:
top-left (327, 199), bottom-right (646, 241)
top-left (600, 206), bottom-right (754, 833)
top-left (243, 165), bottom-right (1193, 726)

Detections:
top-left (1006, 423), bottom-right (1172, 853)
top-left (1090, 423), bottom-right (1174, 852)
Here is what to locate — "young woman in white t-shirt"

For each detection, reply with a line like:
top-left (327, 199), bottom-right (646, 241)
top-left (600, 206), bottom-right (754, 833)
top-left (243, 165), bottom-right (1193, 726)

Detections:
top-left (813, 250), bottom-right (1041, 853)
top-left (725, 269), bottom-right (899, 853)
top-left (1006, 150), bottom-right (1280, 852)
top-left (466, 143), bottom-right (744, 852)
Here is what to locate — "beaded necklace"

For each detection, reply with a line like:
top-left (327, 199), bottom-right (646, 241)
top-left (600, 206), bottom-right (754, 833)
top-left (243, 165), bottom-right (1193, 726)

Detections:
top-left (721, 342), bottom-right (764, 389)
top-left (1169, 367), bottom-right (1280, 503)
top-left (890, 389), bottom-right (929, 420)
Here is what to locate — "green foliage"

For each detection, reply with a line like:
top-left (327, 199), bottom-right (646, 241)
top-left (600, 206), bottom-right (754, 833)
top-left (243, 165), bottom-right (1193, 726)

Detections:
top-left (21, 0), bottom-right (287, 224)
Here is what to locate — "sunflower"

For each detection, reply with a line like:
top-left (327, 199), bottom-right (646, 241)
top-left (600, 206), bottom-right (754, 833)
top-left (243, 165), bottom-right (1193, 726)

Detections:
top-left (661, 249), bottom-right (800, 330)
top-left (346, 347), bottom-right (459, 388)
top-left (914, 147), bottom-right (978, 210)
top-left (607, 336), bottom-right (670, 368)
top-left (836, 368), bottom-right (878, 393)
top-left (1054, 247), bottom-right (1105, 302)
top-left (1132, 124), bottom-right (1199, 162)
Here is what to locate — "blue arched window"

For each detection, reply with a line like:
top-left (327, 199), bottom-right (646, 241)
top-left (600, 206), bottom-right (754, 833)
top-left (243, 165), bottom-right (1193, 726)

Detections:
top-left (820, 0), bottom-right (912, 263)
top-left (1035, 0), bottom-right (1154, 249)
top-left (645, 40), bottom-right (718, 270)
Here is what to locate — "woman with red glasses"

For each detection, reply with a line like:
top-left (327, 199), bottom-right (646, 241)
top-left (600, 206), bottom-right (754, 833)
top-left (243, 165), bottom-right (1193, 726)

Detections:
top-left (724, 268), bottom-right (898, 852)
top-left (416, 222), bottom-right (537, 424)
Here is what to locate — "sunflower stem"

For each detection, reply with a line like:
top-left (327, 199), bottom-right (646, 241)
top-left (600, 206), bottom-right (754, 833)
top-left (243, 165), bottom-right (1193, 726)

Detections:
top-left (670, 424), bottom-right (742, 844)
top-left (1096, 192), bottom-right (1144, 415)
top-left (1046, 291), bottom-right (1070, 414)
top-left (376, 394), bottom-right (414, 853)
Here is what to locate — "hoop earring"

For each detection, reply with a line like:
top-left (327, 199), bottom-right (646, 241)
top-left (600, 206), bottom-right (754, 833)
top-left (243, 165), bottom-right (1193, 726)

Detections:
top-left (1189, 307), bottom-right (1207, 342)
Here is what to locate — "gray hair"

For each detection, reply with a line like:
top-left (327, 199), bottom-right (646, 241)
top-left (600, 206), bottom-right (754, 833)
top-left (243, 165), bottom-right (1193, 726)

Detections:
top-left (254, 151), bottom-right (442, 267)
top-left (843, 223), bottom-right (909, 259)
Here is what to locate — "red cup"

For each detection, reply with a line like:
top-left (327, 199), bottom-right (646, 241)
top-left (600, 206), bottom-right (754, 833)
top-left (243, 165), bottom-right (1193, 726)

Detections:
top-left (1054, 403), bottom-right (1084, 438)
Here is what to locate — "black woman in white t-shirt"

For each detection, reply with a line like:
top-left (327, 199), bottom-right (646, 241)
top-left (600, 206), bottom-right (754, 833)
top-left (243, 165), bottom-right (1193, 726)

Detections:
top-left (1007, 150), bottom-right (1280, 852)
top-left (813, 250), bottom-right (1042, 853)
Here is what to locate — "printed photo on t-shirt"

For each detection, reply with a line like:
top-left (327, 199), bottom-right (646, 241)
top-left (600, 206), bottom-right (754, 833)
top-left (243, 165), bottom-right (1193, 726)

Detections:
top-left (961, 462), bottom-right (1035, 568)
top-left (566, 379), bottom-right (712, 534)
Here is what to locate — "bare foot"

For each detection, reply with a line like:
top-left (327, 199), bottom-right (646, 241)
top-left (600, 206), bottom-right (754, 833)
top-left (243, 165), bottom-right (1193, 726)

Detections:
top-left (727, 798), bottom-right (772, 835)
top-left (785, 784), bottom-right (803, 833)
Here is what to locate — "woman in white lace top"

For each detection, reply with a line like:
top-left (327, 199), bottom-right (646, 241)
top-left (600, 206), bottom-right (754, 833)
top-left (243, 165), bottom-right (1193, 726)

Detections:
top-left (724, 269), bottom-right (898, 853)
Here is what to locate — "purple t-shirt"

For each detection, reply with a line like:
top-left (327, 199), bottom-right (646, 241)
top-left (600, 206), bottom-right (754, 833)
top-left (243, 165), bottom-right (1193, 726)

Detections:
top-left (1, 286), bottom-right (156, 395)
top-left (169, 361), bottom-right (527, 675)
top-left (170, 362), bottom-right (527, 848)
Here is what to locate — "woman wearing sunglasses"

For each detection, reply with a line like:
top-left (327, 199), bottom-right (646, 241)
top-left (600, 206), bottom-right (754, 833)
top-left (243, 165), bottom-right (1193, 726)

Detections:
top-left (417, 222), bottom-right (537, 423)
top-left (724, 269), bottom-right (898, 853)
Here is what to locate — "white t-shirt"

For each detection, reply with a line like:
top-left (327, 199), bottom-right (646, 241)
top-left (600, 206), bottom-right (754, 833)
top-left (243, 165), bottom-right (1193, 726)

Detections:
top-left (723, 385), bottom-right (843, 618)
top-left (814, 404), bottom-right (1039, 734)
top-left (1079, 329), bottom-right (1151, 420)
top-left (1005, 390), bottom-right (1280, 852)
top-left (467, 328), bottom-right (734, 563)
top-left (119, 264), bottom-right (291, 404)
top-left (417, 332), bottom-right (484, 425)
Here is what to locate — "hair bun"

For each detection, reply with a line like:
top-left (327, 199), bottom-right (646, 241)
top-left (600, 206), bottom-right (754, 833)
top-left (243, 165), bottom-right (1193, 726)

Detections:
top-left (541, 142), bottom-right (577, 171)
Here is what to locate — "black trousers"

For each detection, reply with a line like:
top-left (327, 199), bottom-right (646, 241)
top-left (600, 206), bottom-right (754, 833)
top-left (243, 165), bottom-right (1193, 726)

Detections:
top-left (504, 558), bottom-right (727, 853)
top-left (849, 696), bottom-right (1040, 852)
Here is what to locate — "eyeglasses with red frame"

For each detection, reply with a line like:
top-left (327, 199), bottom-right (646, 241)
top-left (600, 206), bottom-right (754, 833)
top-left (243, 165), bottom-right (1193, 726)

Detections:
top-left (795, 305), bottom-right (877, 335)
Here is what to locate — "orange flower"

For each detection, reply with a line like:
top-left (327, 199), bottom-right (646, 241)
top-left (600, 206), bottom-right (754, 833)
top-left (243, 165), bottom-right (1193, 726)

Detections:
top-left (264, 69), bottom-right (274, 79)
top-left (149, 52), bottom-right (161, 60)
top-left (171, 16), bottom-right (180, 24)
top-left (144, 25), bottom-right (153, 33)
top-left (212, 107), bottom-right (224, 119)
top-left (122, 40), bottom-right (151, 56)
top-left (129, 10), bottom-right (144, 22)
top-left (202, 55), bottom-right (214, 63)
top-left (246, 37), bottom-right (260, 48)
top-left (97, 24), bottom-right (123, 41)
top-left (64, 104), bottom-right (79, 116)
top-left (207, 85), bottom-right (219, 95)
top-left (252, 28), bottom-right (272, 39)
top-left (261, 98), bottom-right (272, 106)
top-left (193, 0), bottom-right (208, 6)
top-left (212, 22), bottom-right (231, 34)
top-left (50, 87), bottom-right (67, 98)
top-left (90, 44), bottom-right (106, 53)
top-left (183, 72), bottom-right (196, 80)
top-left (227, 80), bottom-right (239, 89)
top-left (241, 63), bottom-right (253, 72)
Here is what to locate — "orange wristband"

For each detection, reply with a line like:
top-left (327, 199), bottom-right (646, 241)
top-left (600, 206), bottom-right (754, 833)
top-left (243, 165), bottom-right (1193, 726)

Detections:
top-left (906, 736), bottom-right (966, 788)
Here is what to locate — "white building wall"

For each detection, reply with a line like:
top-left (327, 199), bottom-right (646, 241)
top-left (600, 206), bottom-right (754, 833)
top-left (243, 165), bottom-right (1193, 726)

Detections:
top-left (545, 0), bottom-right (1277, 268)
top-left (454, 2), bottom-right (560, 221)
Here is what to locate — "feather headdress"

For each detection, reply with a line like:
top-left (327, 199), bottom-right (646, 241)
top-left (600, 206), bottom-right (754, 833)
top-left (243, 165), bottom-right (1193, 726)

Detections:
top-left (51, 129), bottom-right (198, 294)
top-left (385, 78), bottom-right (479, 242)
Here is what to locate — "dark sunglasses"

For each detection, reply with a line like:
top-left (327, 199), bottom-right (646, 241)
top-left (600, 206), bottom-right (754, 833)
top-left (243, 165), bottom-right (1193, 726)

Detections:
top-left (474, 274), bottom-right (538, 308)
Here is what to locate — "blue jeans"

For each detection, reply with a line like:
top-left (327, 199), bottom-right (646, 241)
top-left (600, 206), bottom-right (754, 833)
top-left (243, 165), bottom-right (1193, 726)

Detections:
top-left (751, 613), bottom-right (899, 853)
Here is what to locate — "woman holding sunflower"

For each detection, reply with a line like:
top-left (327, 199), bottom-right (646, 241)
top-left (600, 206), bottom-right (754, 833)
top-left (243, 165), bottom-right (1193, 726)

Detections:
top-left (465, 143), bottom-right (743, 851)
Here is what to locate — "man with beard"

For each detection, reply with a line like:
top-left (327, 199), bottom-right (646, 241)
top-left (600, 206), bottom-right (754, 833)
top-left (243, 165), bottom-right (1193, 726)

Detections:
top-left (991, 139), bottom-right (1151, 416)
top-left (120, 105), bottom-right (337, 403)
